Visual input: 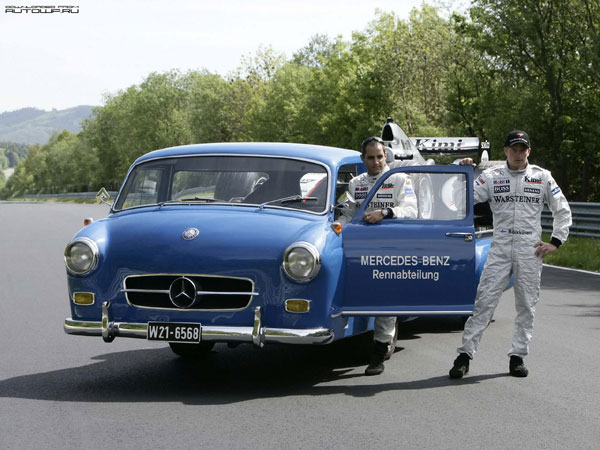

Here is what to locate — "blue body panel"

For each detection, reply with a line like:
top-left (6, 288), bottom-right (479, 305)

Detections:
top-left (341, 166), bottom-right (478, 315)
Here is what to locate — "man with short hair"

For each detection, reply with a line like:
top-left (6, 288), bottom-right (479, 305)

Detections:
top-left (340, 136), bottom-right (418, 375)
top-left (449, 130), bottom-right (571, 379)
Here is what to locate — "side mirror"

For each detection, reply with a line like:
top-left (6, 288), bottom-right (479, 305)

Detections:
top-left (333, 201), bottom-right (349, 220)
top-left (96, 187), bottom-right (112, 205)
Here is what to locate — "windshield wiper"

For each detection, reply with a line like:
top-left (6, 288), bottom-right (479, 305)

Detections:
top-left (178, 197), bottom-right (222, 202)
top-left (257, 195), bottom-right (317, 210)
top-left (158, 197), bottom-right (224, 207)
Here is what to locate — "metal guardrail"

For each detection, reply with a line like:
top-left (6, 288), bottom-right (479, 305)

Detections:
top-left (542, 202), bottom-right (600, 238)
top-left (23, 191), bottom-right (118, 200)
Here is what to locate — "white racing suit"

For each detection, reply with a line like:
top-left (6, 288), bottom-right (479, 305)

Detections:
top-left (340, 166), bottom-right (418, 343)
top-left (459, 162), bottom-right (571, 358)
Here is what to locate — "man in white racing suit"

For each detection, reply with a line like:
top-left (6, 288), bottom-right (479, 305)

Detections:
top-left (449, 130), bottom-right (571, 379)
top-left (339, 136), bottom-right (418, 375)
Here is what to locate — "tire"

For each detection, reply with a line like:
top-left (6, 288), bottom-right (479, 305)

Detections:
top-left (169, 341), bottom-right (215, 359)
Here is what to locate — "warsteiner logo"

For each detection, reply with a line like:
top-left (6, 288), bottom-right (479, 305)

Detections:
top-left (5, 5), bottom-right (79, 14)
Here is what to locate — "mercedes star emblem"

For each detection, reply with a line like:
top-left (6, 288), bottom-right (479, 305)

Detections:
top-left (182, 227), bottom-right (199, 240)
top-left (169, 277), bottom-right (197, 308)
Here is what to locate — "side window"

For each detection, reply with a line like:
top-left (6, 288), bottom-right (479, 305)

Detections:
top-left (373, 170), bottom-right (467, 221)
top-left (336, 164), bottom-right (358, 202)
top-left (411, 172), bottom-right (466, 220)
top-left (121, 168), bottom-right (162, 208)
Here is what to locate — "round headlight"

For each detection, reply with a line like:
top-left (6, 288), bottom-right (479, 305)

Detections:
top-left (64, 238), bottom-right (99, 275)
top-left (282, 242), bottom-right (321, 282)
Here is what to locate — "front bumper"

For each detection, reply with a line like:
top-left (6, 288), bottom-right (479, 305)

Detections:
top-left (64, 302), bottom-right (334, 346)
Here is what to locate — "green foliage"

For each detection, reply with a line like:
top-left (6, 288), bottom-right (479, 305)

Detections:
top-left (4, 2), bottom-right (599, 202)
top-left (82, 71), bottom-right (193, 187)
top-left (0, 141), bottom-right (29, 167)
top-left (0, 131), bottom-right (99, 198)
top-left (449, 0), bottom-right (600, 199)
top-left (0, 151), bottom-right (8, 170)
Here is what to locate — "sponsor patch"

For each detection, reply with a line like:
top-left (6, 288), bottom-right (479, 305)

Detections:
top-left (493, 179), bottom-right (510, 185)
top-left (354, 192), bottom-right (367, 199)
top-left (405, 188), bottom-right (414, 195)
top-left (551, 186), bottom-right (561, 196)
top-left (524, 187), bottom-right (540, 194)
top-left (493, 195), bottom-right (540, 204)
top-left (369, 201), bottom-right (395, 209)
top-left (381, 183), bottom-right (394, 190)
top-left (524, 175), bottom-right (542, 184)
top-left (377, 193), bottom-right (392, 199)
top-left (475, 176), bottom-right (485, 186)
top-left (355, 186), bottom-right (368, 192)
top-left (494, 185), bottom-right (510, 193)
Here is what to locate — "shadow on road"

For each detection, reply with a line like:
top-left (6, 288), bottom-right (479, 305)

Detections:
top-left (0, 318), bottom-right (508, 404)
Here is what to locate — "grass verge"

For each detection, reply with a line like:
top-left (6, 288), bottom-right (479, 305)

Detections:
top-left (542, 232), bottom-right (600, 273)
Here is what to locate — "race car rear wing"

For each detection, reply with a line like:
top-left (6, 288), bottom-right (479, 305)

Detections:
top-left (381, 117), bottom-right (489, 161)
top-left (410, 137), bottom-right (490, 156)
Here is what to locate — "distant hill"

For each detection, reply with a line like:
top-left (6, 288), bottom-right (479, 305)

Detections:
top-left (0, 106), bottom-right (96, 145)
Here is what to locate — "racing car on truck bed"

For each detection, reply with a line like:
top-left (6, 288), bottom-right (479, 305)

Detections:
top-left (63, 118), bottom-right (495, 358)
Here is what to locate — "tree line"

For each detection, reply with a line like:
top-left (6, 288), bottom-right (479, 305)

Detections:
top-left (2, 1), bottom-right (598, 200)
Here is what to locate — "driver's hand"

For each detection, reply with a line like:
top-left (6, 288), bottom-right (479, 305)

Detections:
top-left (363, 210), bottom-right (384, 224)
top-left (534, 241), bottom-right (557, 258)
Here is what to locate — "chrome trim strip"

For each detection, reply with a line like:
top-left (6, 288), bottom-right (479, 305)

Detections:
top-left (63, 318), bottom-right (333, 345)
top-left (252, 306), bottom-right (264, 347)
top-left (121, 288), bottom-right (259, 296)
top-left (475, 229), bottom-right (494, 239)
top-left (101, 301), bottom-right (115, 342)
top-left (339, 310), bottom-right (474, 316)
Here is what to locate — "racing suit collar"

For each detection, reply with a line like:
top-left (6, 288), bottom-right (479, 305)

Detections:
top-left (505, 161), bottom-right (529, 174)
top-left (366, 165), bottom-right (389, 182)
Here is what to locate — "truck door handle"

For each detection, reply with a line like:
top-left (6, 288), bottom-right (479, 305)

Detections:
top-left (445, 232), bottom-right (473, 242)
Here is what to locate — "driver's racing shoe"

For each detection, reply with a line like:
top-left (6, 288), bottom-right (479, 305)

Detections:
top-left (365, 340), bottom-right (389, 376)
top-left (449, 353), bottom-right (471, 379)
top-left (509, 355), bottom-right (529, 377)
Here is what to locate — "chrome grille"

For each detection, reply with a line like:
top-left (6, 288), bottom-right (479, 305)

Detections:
top-left (123, 274), bottom-right (256, 310)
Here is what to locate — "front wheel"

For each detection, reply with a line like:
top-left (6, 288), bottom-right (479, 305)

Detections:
top-left (169, 342), bottom-right (215, 359)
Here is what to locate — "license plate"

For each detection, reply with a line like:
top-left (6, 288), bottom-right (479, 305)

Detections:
top-left (147, 322), bottom-right (201, 343)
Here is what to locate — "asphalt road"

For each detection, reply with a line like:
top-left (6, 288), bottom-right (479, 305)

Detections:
top-left (1, 202), bottom-right (599, 450)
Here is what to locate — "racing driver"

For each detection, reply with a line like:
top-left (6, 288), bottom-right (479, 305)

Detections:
top-left (449, 130), bottom-right (572, 379)
top-left (339, 136), bottom-right (418, 375)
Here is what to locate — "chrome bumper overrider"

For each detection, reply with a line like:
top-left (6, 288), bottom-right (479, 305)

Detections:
top-left (64, 302), bottom-right (334, 346)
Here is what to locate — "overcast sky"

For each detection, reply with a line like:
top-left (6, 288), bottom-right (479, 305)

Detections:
top-left (0, 0), bottom-right (445, 113)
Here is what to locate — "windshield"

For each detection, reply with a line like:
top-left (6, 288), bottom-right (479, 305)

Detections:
top-left (113, 155), bottom-right (330, 214)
